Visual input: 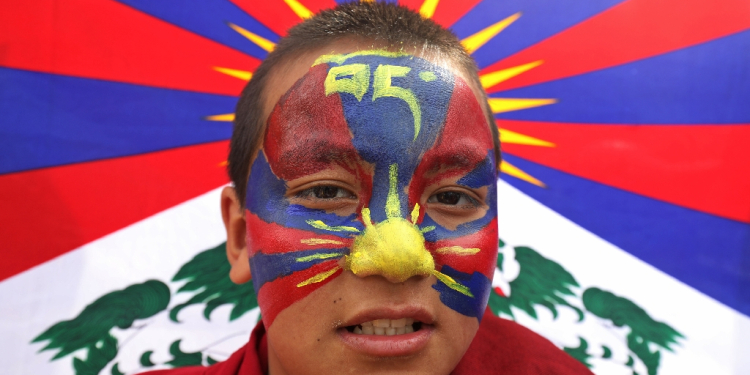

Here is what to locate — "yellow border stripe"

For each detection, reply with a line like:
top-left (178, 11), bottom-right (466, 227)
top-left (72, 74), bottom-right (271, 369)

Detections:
top-left (461, 12), bottom-right (521, 54)
top-left (500, 129), bottom-right (555, 147)
top-left (419, 0), bottom-right (440, 18)
top-left (480, 60), bottom-right (543, 89)
top-left (227, 23), bottom-right (276, 52)
top-left (284, 0), bottom-right (314, 19)
top-left (213, 66), bottom-right (252, 81)
top-left (500, 161), bottom-right (545, 187)
top-left (488, 98), bottom-right (557, 114)
top-left (205, 113), bottom-right (235, 122)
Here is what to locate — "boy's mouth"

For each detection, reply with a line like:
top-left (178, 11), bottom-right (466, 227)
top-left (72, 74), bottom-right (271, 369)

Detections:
top-left (345, 318), bottom-right (423, 336)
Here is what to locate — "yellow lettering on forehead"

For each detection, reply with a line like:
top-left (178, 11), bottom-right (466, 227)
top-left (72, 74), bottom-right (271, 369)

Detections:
top-left (373, 64), bottom-right (422, 140)
top-left (325, 64), bottom-right (370, 101)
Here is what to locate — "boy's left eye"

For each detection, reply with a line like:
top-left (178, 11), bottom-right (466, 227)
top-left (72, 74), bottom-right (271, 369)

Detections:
top-left (427, 191), bottom-right (479, 207)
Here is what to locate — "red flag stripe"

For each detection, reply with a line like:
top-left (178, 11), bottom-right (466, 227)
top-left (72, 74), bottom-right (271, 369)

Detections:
top-left (0, 0), bottom-right (259, 96)
top-left (500, 121), bottom-right (750, 223)
top-left (0, 141), bottom-right (230, 281)
top-left (482, 0), bottom-right (750, 93)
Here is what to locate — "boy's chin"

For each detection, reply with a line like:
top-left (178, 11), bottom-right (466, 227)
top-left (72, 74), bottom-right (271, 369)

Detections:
top-left (263, 275), bottom-right (480, 375)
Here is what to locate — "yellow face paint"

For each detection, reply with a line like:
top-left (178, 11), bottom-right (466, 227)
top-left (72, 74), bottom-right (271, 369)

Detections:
top-left (342, 164), bottom-right (474, 297)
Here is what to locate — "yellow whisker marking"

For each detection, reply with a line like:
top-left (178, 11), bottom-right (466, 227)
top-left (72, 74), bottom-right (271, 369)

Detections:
top-left (204, 113), bottom-right (235, 122)
top-left (296, 253), bottom-right (343, 262)
top-left (435, 246), bottom-right (481, 255)
top-left (410, 203), bottom-right (420, 224)
top-left (431, 270), bottom-right (473, 297)
top-left (284, 0), bottom-right (314, 19)
top-left (488, 98), bottom-right (557, 114)
top-left (227, 23), bottom-right (276, 52)
top-left (307, 220), bottom-right (360, 233)
top-left (500, 129), bottom-right (555, 147)
top-left (300, 239), bottom-right (344, 246)
top-left (420, 226), bottom-right (436, 233)
top-left (461, 12), bottom-right (521, 54)
top-left (419, 0), bottom-right (440, 19)
top-left (480, 60), bottom-right (543, 89)
top-left (213, 66), bottom-right (253, 81)
top-left (501, 161), bottom-right (546, 187)
top-left (297, 267), bottom-right (340, 287)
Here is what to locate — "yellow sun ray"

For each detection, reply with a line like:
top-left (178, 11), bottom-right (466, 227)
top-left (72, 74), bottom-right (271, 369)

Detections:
top-left (420, 226), bottom-right (435, 233)
top-left (500, 160), bottom-right (546, 187)
top-left (307, 220), bottom-right (361, 233)
top-left (300, 239), bottom-right (345, 246)
top-left (296, 253), bottom-right (344, 262)
top-left (488, 98), bottom-right (557, 114)
top-left (480, 60), bottom-right (543, 89)
top-left (227, 23), bottom-right (276, 52)
top-left (218, 160), bottom-right (228, 167)
top-left (500, 129), bottom-right (555, 147)
top-left (204, 113), bottom-right (235, 122)
top-left (284, 0), bottom-right (314, 19)
top-left (213, 66), bottom-right (253, 81)
top-left (297, 266), bottom-right (341, 287)
top-left (431, 270), bottom-right (473, 296)
top-left (461, 12), bottom-right (521, 54)
top-left (419, 0), bottom-right (440, 19)
top-left (410, 204), bottom-right (420, 223)
top-left (435, 246), bottom-right (481, 255)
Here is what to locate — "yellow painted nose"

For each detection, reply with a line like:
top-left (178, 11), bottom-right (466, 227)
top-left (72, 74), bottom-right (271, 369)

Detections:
top-left (345, 208), bottom-right (434, 283)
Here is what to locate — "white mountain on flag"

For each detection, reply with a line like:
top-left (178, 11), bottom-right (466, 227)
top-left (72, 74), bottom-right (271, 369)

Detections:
top-left (2, 183), bottom-right (748, 374)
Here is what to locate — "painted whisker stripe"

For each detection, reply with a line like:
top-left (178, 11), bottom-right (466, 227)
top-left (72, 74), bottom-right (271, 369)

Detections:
top-left (297, 266), bottom-right (341, 287)
top-left (300, 239), bottom-right (344, 246)
top-left (296, 253), bottom-right (344, 262)
top-left (306, 219), bottom-right (361, 233)
top-left (249, 248), bottom-right (347, 290)
top-left (256, 260), bottom-right (342, 327)
top-left (435, 246), bottom-right (481, 255)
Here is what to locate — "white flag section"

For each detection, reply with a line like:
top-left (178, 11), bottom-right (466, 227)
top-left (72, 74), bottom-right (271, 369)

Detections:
top-left (1, 183), bottom-right (749, 374)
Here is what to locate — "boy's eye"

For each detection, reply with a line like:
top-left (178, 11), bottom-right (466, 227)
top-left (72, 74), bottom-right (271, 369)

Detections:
top-left (427, 191), bottom-right (479, 207)
top-left (297, 186), bottom-right (356, 200)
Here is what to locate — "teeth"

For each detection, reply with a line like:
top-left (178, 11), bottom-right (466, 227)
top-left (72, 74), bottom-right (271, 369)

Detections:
top-left (350, 318), bottom-right (420, 335)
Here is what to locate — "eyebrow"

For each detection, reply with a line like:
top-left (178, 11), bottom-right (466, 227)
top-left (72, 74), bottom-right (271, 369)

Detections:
top-left (271, 139), bottom-right (362, 180)
top-left (419, 142), bottom-right (490, 177)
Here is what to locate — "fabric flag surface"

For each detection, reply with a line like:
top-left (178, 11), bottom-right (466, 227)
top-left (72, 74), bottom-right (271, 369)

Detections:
top-left (1, 0), bottom-right (748, 374)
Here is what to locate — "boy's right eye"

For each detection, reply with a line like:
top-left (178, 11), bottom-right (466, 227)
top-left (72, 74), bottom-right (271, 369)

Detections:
top-left (296, 185), bottom-right (357, 200)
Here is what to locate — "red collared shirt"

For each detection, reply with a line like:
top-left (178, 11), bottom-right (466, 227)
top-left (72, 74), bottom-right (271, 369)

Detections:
top-left (139, 310), bottom-right (593, 375)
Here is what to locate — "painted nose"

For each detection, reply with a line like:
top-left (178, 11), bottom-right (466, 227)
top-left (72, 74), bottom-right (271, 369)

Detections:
top-left (344, 208), bottom-right (434, 283)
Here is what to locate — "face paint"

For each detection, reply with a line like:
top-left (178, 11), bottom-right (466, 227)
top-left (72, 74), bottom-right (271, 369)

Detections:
top-left (246, 51), bottom-right (498, 327)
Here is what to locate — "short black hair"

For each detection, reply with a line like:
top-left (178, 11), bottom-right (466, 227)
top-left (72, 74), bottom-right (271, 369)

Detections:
top-left (228, 1), bottom-right (500, 206)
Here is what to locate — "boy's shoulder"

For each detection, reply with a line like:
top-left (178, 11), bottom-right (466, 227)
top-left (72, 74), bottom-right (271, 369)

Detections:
top-left (138, 310), bottom-right (593, 375)
top-left (454, 311), bottom-right (594, 374)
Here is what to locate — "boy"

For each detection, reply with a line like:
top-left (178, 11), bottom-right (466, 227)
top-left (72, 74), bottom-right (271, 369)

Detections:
top-left (144, 3), bottom-right (592, 374)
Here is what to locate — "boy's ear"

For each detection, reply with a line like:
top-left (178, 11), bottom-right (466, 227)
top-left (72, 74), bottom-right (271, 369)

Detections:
top-left (221, 186), bottom-right (252, 284)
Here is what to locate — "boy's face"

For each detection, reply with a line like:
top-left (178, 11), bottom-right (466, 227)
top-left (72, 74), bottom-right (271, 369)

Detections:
top-left (244, 49), bottom-right (497, 374)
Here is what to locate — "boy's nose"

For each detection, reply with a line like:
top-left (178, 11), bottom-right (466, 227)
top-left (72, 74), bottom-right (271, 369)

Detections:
top-left (344, 210), bottom-right (435, 283)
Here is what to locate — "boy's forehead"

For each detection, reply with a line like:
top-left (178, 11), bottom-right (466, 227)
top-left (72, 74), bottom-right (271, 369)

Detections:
top-left (261, 45), bottom-right (487, 131)
top-left (261, 49), bottom-right (494, 186)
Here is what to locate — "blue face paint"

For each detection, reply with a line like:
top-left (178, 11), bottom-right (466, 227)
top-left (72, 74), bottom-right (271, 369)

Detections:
top-left (246, 51), bottom-right (498, 325)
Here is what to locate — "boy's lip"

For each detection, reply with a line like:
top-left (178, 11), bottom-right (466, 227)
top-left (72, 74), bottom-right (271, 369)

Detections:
top-left (343, 306), bottom-right (435, 327)
top-left (337, 306), bottom-right (435, 357)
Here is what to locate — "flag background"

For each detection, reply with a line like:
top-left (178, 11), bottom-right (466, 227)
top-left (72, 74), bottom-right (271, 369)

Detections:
top-left (1, 0), bottom-right (748, 374)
